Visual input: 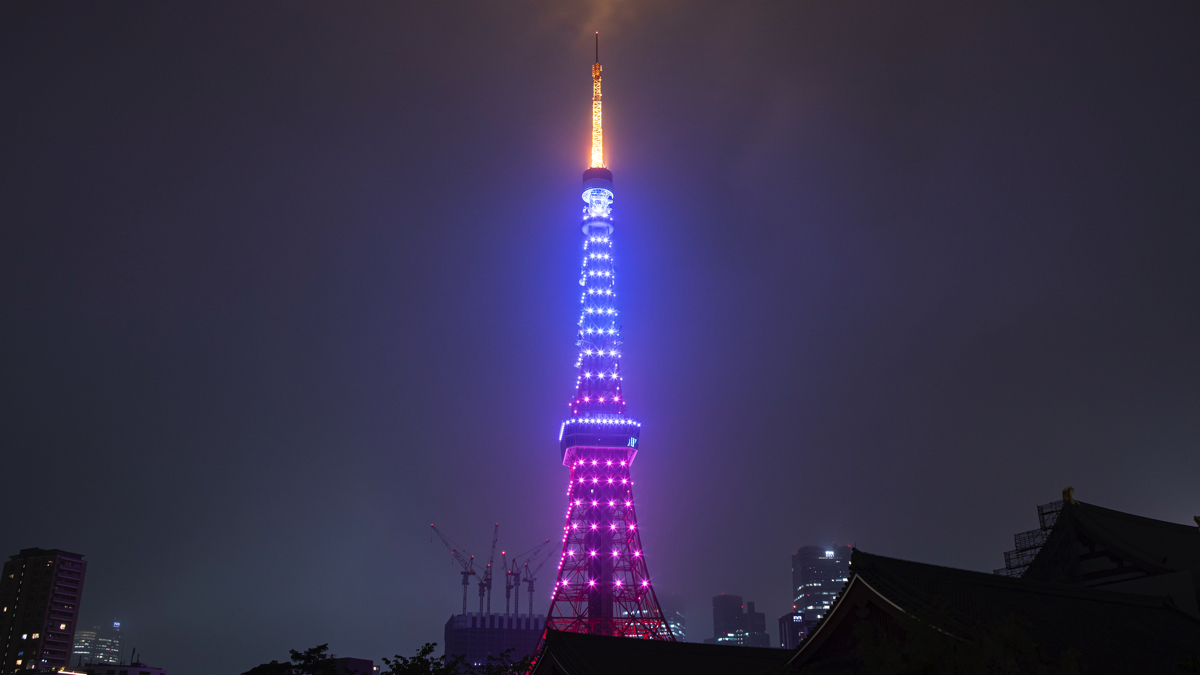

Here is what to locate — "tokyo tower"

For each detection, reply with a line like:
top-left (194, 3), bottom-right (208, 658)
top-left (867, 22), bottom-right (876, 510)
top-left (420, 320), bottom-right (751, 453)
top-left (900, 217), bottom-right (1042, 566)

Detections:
top-left (543, 35), bottom-right (673, 641)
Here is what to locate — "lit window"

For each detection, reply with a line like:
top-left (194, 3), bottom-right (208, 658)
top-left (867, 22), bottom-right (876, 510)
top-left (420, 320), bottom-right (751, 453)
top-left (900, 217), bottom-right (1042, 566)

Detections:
top-left (15, 661), bottom-right (21, 666)
top-left (32, 633), bottom-right (39, 639)
top-left (60, 624), bottom-right (66, 630)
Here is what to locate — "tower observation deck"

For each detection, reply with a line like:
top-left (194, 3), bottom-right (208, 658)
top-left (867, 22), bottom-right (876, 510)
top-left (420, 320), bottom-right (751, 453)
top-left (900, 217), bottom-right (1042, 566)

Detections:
top-left (544, 36), bottom-right (673, 641)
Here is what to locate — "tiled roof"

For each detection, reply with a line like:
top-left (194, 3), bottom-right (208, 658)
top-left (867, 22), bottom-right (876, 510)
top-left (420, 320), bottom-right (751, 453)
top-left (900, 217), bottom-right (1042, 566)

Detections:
top-left (798, 549), bottom-right (1200, 673)
top-left (1025, 500), bottom-right (1200, 583)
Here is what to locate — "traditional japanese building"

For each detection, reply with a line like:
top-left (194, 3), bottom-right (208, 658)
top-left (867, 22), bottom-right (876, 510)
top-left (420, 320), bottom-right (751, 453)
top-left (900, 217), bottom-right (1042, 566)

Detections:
top-left (788, 492), bottom-right (1200, 673)
top-left (999, 487), bottom-right (1200, 618)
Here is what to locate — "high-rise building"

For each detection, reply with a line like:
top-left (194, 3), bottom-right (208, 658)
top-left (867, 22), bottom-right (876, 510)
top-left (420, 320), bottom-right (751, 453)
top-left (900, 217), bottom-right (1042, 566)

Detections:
top-left (543, 35), bottom-right (671, 641)
top-left (74, 622), bottom-right (122, 665)
top-left (72, 630), bottom-right (96, 666)
top-left (0, 548), bottom-right (87, 672)
top-left (666, 612), bottom-right (686, 642)
top-left (791, 545), bottom-right (851, 637)
top-left (710, 595), bottom-right (742, 643)
top-left (702, 595), bottom-right (770, 647)
top-left (777, 611), bottom-right (805, 650)
top-left (741, 602), bottom-right (769, 648)
top-left (94, 622), bottom-right (122, 665)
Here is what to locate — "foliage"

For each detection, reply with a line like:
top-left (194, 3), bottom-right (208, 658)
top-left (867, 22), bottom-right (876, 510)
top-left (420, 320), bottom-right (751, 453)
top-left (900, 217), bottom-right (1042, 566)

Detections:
top-left (241, 644), bottom-right (350, 675)
top-left (380, 643), bottom-right (463, 675)
top-left (244, 642), bottom-right (532, 675)
top-left (381, 643), bottom-right (532, 675)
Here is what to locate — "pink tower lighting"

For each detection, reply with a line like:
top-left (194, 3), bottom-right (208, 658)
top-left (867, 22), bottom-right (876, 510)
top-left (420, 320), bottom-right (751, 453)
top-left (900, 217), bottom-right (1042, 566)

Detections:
top-left (543, 35), bottom-right (674, 641)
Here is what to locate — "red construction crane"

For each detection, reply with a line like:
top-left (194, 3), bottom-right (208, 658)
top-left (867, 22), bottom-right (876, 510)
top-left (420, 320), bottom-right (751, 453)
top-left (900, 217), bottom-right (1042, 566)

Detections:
top-left (502, 538), bottom-right (552, 615)
top-left (479, 523), bottom-right (499, 614)
top-left (430, 524), bottom-right (479, 614)
top-left (522, 541), bottom-right (559, 617)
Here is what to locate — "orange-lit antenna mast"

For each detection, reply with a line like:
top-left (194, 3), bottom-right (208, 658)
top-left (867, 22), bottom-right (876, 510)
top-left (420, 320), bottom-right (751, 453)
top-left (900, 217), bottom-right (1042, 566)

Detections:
top-left (590, 32), bottom-right (604, 168)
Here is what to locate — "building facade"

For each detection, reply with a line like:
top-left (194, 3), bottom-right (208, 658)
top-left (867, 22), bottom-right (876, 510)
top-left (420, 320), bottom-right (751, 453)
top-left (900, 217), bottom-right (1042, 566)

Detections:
top-left (777, 612), bottom-right (805, 650)
top-left (665, 611), bottom-right (686, 642)
top-left (73, 622), bottom-right (122, 666)
top-left (0, 548), bottom-right (87, 672)
top-left (444, 613), bottom-right (544, 666)
top-left (702, 595), bottom-right (770, 647)
top-left (791, 545), bottom-right (850, 637)
top-left (72, 630), bottom-right (96, 667)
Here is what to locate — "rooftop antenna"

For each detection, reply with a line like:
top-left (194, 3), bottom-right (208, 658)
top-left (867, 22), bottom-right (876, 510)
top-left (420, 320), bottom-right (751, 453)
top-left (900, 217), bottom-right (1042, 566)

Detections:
top-left (595, 31), bottom-right (599, 63)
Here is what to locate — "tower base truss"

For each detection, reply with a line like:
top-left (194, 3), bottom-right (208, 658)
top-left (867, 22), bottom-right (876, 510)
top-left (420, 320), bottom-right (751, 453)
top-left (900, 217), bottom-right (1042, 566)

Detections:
top-left (545, 445), bottom-right (673, 640)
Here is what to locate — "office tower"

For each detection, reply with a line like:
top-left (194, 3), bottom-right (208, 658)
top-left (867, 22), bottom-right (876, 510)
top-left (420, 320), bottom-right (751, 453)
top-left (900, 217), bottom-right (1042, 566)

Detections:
top-left (0, 548), bottom-right (87, 672)
top-left (93, 622), bottom-right (122, 665)
top-left (778, 612), bottom-right (805, 650)
top-left (666, 612), bottom-right (686, 642)
top-left (703, 595), bottom-right (770, 647)
top-left (543, 35), bottom-right (671, 640)
top-left (72, 630), bottom-right (96, 667)
top-left (710, 595), bottom-right (743, 643)
top-left (741, 602), bottom-right (769, 648)
top-left (791, 545), bottom-right (851, 637)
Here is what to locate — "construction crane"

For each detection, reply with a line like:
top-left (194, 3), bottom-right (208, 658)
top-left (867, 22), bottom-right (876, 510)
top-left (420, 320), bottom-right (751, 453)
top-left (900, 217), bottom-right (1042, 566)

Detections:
top-left (522, 542), bottom-right (559, 617)
top-left (501, 551), bottom-right (516, 615)
top-left (479, 523), bottom-right (499, 615)
top-left (430, 524), bottom-right (479, 614)
top-left (502, 538), bottom-right (552, 615)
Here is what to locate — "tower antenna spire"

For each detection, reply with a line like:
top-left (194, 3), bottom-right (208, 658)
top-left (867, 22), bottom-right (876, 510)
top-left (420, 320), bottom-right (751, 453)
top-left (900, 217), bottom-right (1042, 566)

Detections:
top-left (590, 33), bottom-right (604, 168)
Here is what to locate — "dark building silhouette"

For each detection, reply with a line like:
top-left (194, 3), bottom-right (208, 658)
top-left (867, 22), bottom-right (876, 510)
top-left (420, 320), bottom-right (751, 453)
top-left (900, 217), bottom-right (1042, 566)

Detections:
top-left (702, 595), bottom-right (770, 647)
top-left (0, 548), bottom-right (87, 672)
top-left (709, 595), bottom-right (742, 642)
top-left (444, 612), bottom-right (543, 666)
top-left (777, 611), bottom-right (805, 650)
top-left (997, 488), bottom-right (1200, 617)
top-left (791, 545), bottom-right (850, 638)
top-left (531, 630), bottom-right (788, 675)
top-left (788, 548), bottom-right (1200, 672)
top-left (80, 661), bottom-right (166, 675)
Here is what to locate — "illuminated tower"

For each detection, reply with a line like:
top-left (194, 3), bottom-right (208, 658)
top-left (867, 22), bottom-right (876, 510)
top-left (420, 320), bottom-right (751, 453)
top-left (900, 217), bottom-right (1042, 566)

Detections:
top-left (544, 35), bottom-right (673, 640)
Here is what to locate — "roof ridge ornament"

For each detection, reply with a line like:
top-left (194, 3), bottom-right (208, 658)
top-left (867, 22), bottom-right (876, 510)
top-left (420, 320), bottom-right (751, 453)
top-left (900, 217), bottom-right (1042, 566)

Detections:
top-left (1062, 486), bottom-right (1078, 504)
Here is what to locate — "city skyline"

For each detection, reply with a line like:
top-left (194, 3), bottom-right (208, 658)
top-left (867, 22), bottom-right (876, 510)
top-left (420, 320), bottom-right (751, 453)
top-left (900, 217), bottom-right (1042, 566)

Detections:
top-left (4, 2), bottom-right (1199, 674)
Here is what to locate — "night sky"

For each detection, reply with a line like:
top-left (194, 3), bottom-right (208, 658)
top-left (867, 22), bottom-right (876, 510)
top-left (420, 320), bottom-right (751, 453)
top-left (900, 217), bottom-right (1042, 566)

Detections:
top-left (3, 2), bottom-right (1199, 673)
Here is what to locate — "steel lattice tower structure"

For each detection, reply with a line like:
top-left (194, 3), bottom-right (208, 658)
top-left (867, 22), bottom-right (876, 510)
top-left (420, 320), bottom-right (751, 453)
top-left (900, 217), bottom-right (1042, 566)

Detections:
top-left (543, 36), bottom-right (673, 641)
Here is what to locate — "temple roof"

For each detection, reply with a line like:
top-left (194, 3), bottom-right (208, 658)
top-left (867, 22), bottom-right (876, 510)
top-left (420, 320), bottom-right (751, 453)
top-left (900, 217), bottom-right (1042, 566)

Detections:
top-left (1025, 499), bottom-right (1200, 582)
top-left (790, 549), bottom-right (1200, 673)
